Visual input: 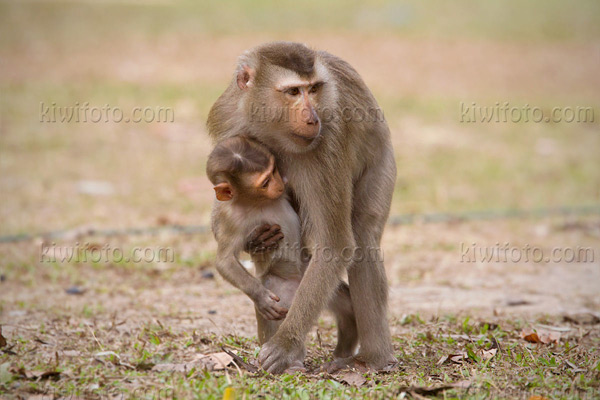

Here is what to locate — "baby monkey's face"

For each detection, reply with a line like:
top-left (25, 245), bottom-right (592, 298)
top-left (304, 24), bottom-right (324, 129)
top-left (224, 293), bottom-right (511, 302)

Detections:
top-left (248, 155), bottom-right (285, 201)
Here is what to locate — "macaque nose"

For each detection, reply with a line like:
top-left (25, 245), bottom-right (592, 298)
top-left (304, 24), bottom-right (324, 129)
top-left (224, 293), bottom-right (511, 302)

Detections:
top-left (307, 113), bottom-right (318, 125)
top-left (301, 93), bottom-right (319, 125)
top-left (305, 107), bottom-right (319, 125)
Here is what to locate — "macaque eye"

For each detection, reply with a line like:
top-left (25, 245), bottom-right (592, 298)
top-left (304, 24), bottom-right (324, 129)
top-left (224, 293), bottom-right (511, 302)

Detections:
top-left (286, 87), bottom-right (300, 96)
top-left (262, 178), bottom-right (270, 188)
top-left (309, 82), bottom-right (323, 93)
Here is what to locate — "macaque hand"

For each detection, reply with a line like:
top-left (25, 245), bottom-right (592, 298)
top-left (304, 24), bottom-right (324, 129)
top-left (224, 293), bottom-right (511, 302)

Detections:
top-left (245, 223), bottom-right (284, 254)
top-left (256, 289), bottom-right (288, 320)
top-left (259, 334), bottom-right (306, 374)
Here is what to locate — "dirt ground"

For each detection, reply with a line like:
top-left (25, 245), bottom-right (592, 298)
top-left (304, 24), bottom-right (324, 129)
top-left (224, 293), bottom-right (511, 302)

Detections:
top-left (2, 217), bottom-right (598, 339)
top-left (1, 217), bottom-right (599, 398)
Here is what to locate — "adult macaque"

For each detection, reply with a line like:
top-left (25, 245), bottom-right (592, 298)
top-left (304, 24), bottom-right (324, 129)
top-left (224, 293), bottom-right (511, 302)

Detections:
top-left (207, 136), bottom-right (357, 369)
top-left (207, 42), bottom-right (396, 373)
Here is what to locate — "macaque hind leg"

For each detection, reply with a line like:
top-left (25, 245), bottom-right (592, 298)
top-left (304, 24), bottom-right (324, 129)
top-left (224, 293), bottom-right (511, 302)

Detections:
top-left (328, 282), bottom-right (358, 358)
top-left (347, 149), bottom-right (397, 370)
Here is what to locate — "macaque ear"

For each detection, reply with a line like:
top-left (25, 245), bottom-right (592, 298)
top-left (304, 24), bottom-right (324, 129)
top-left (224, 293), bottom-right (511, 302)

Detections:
top-left (236, 65), bottom-right (255, 90)
top-left (214, 182), bottom-right (234, 201)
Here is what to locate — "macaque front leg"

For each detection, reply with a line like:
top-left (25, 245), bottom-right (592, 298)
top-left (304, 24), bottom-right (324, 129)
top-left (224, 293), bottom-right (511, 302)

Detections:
top-left (259, 245), bottom-right (349, 374)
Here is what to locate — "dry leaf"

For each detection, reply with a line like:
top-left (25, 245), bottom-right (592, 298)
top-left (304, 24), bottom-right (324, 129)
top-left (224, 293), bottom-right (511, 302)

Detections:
top-left (436, 355), bottom-right (449, 365)
top-left (0, 326), bottom-right (6, 348)
top-left (521, 328), bottom-right (561, 344)
top-left (221, 347), bottom-right (258, 373)
top-left (538, 331), bottom-right (561, 344)
top-left (521, 329), bottom-right (541, 343)
top-left (152, 352), bottom-right (234, 373)
top-left (437, 352), bottom-right (469, 365)
top-left (563, 312), bottom-right (600, 325)
top-left (152, 363), bottom-right (188, 372)
top-left (399, 380), bottom-right (472, 396)
top-left (450, 352), bottom-right (468, 364)
top-left (203, 352), bottom-right (234, 370)
top-left (339, 371), bottom-right (367, 387)
top-left (528, 396), bottom-right (550, 400)
top-left (478, 348), bottom-right (497, 361)
top-left (15, 367), bottom-right (60, 380)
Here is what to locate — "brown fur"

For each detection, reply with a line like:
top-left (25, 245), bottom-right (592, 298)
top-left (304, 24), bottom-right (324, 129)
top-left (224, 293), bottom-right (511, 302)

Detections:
top-left (256, 42), bottom-right (315, 77)
top-left (208, 137), bottom-right (358, 365)
top-left (207, 42), bottom-right (396, 373)
top-left (207, 136), bottom-right (272, 187)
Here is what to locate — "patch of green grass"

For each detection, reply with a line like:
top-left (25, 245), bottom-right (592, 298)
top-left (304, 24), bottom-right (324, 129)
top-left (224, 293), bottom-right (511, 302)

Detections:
top-left (2, 251), bottom-right (599, 400)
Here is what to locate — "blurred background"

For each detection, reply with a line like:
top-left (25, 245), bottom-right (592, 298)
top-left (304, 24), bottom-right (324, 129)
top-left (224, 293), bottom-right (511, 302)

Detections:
top-left (1, 0), bottom-right (599, 333)
top-left (1, 0), bottom-right (599, 235)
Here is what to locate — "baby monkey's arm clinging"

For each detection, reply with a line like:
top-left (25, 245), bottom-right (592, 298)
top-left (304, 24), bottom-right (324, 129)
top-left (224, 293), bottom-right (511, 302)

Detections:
top-left (215, 245), bottom-right (288, 320)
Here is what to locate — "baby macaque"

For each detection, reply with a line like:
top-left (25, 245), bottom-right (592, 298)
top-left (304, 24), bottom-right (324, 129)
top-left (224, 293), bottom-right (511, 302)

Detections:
top-left (207, 136), bottom-right (358, 369)
top-left (207, 136), bottom-right (305, 345)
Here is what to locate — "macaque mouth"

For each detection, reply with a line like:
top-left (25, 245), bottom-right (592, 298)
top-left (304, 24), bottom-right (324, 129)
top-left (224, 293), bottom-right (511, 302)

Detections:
top-left (291, 131), bottom-right (317, 144)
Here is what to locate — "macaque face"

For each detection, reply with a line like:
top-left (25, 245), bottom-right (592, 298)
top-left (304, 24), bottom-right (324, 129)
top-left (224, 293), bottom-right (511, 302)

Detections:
top-left (273, 76), bottom-right (323, 146)
top-left (248, 156), bottom-right (285, 201)
top-left (213, 156), bottom-right (285, 203)
top-left (243, 65), bottom-right (331, 154)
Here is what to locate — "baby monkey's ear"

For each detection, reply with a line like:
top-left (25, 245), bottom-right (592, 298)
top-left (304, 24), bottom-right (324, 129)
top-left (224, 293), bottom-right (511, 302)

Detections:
top-left (214, 182), bottom-right (234, 201)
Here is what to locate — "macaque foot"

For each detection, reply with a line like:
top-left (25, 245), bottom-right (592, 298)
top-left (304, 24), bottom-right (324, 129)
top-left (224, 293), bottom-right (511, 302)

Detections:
top-left (283, 360), bottom-right (306, 374)
top-left (322, 355), bottom-right (398, 374)
top-left (258, 338), bottom-right (306, 374)
top-left (322, 356), bottom-right (366, 374)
